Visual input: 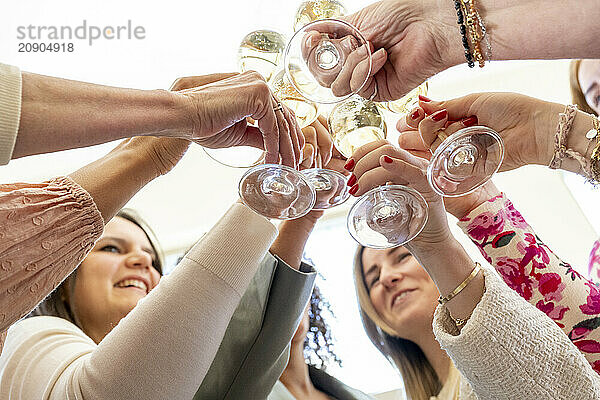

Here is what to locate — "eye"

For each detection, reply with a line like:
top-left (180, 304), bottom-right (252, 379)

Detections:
top-left (99, 245), bottom-right (120, 254)
top-left (368, 275), bottom-right (380, 289)
top-left (395, 253), bottom-right (412, 263)
top-left (594, 94), bottom-right (600, 107)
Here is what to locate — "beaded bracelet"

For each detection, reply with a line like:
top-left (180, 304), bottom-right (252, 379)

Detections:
top-left (454, 0), bottom-right (475, 68)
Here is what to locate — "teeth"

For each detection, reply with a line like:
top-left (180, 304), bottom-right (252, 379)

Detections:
top-left (393, 291), bottom-right (410, 306)
top-left (115, 279), bottom-right (148, 293)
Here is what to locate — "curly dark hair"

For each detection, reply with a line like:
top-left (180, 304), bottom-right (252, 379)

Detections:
top-left (303, 283), bottom-right (342, 370)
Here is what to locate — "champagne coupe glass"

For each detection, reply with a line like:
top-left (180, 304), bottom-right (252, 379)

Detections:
top-left (427, 126), bottom-right (504, 197)
top-left (293, 0), bottom-right (347, 32)
top-left (204, 30), bottom-right (287, 168)
top-left (328, 96), bottom-right (387, 158)
top-left (381, 81), bottom-right (429, 115)
top-left (284, 19), bottom-right (372, 104)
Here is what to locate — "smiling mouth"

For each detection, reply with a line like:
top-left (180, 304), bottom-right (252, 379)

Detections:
top-left (392, 289), bottom-right (415, 308)
top-left (114, 279), bottom-right (148, 294)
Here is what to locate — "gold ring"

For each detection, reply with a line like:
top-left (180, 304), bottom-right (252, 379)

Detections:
top-left (273, 103), bottom-right (284, 113)
top-left (435, 129), bottom-right (449, 142)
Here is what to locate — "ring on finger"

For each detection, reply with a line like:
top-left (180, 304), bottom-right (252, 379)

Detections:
top-left (435, 129), bottom-right (449, 142)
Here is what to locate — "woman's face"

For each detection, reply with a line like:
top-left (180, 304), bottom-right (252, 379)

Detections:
top-left (361, 247), bottom-right (439, 341)
top-left (579, 59), bottom-right (600, 115)
top-left (69, 216), bottom-right (161, 342)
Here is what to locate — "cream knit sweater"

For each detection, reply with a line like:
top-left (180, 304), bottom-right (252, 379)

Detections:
top-left (0, 63), bottom-right (22, 165)
top-left (434, 266), bottom-right (600, 400)
top-left (0, 203), bottom-right (278, 400)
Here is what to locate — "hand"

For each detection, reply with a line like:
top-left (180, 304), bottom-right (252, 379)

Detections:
top-left (171, 71), bottom-right (304, 167)
top-left (299, 115), bottom-right (333, 169)
top-left (345, 140), bottom-right (452, 250)
top-left (342, 0), bottom-right (457, 101)
top-left (396, 93), bottom-right (561, 172)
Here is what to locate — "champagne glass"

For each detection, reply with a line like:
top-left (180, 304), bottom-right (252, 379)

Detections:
top-left (269, 69), bottom-right (319, 128)
top-left (328, 96), bottom-right (387, 158)
top-left (427, 126), bottom-right (504, 197)
top-left (293, 0), bottom-right (347, 32)
top-left (302, 168), bottom-right (350, 209)
top-left (204, 30), bottom-right (287, 168)
top-left (284, 19), bottom-right (372, 104)
top-left (381, 81), bottom-right (428, 115)
top-left (347, 185), bottom-right (429, 249)
top-left (239, 164), bottom-right (316, 219)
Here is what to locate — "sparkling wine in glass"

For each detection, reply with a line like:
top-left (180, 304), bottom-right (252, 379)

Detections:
top-left (328, 96), bottom-right (387, 158)
top-left (293, 0), bottom-right (347, 32)
top-left (347, 185), bottom-right (429, 248)
top-left (237, 30), bottom-right (286, 81)
top-left (284, 19), bottom-right (372, 104)
top-left (427, 126), bottom-right (504, 197)
top-left (381, 81), bottom-right (428, 115)
top-left (269, 69), bottom-right (319, 128)
top-left (239, 164), bottom-right (316, 219)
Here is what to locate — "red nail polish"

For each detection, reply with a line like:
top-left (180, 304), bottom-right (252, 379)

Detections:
top-left (349, 184), bottom-right (359, 195)
top-left (383, 155), bottom-right (393, 163)
top-left (462, 115), bottom-right (478, 127)
top-left (344, 159), bottom-right (355, 170)
top-left (432, 110), bottom-right (448, 122)
top-left (347, 174), bottom-right (357, 187)
top-left (411, 109), bottom-right (420, 120)
top-left (418, 95), bottom-right (431, 102)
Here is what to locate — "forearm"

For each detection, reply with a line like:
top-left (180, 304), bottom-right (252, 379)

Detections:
top-left (440, 0), bottom-right (600, 68)
top-left (14, 72), bottom-right (191, 159)
top-left (269, 213), bottom-right (321, 270)
top-left (409, 238), bottom-right (485, 322)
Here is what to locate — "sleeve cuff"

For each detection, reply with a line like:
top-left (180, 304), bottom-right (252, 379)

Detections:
top-left (457, 192), bottom-right (508, 230)
top-left (0, 63), bottom-right (22, 165)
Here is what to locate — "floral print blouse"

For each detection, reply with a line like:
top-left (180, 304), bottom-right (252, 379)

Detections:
top-left (458, 193), bottom-right (600, 373)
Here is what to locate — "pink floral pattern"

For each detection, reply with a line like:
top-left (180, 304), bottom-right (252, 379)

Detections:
top-left (459, 193), bottom-right (600, 374)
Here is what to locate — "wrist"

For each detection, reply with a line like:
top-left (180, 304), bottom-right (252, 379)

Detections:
top-left (147, 89), bottom-right (195, 139)
top-left (429, 0), bottom-right (466, 69)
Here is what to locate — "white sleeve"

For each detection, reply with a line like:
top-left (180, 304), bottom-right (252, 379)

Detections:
top-left (0, 63), bottom-right (22, 165)
top-left (433, 266), bottom-right (600, 400)
top-left (0, 202), bottom-right (278, 400)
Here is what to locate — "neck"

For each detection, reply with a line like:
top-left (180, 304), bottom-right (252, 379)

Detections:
top-left (279, 339), bottom-right (318, 397)
top-left (413, 330), bottom-right (452, 385)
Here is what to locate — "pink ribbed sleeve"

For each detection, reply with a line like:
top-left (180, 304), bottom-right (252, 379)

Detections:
top-left (0, 176), bottom-right (103, 343)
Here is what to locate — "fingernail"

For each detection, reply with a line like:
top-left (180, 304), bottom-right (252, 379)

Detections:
top-left (349, 184), bottom-right (359, 195)
top-left (383, 155), bottom-right (393, 164)
top-left (462, 115), bottom-right (478, 127)
top-left (347, 174), bottom-right (357, 187)
top-left (432, 110), bottom-right (448, 122)
top-left (411, 109), bottom-right (420, 120)
top-left (418, 95), bottom-right (431, 102)
top-left (344, 159), bottom-right (355, 170)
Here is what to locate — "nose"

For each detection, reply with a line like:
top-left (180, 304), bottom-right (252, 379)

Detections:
top-left (380, 265), bottom-right (403, 289)
top-left (124, 250), bottom-right (153, 271)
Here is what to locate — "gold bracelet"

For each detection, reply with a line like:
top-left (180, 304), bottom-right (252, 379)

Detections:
top-left (450, 314), bottom-right (471, 327)
top-left (438, 262), bottom-right (482, 305)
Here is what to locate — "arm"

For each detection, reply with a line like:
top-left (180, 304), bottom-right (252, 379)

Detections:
top-left (0, 203), bottom-right (278, 400)
top-left (433, 265), bottom-right (600, 400)
top-left (453, 190), bottom-right (600, 372)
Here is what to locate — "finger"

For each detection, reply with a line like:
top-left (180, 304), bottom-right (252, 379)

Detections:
top-left (379, 155), bottom-right (431, 194)
top-left (418, 94), bottom-right (479, 121)
top-left (353, 143), bottom-right (397, 181)
top-left (300, 125), bottom-right (317, 167)
top-left (330, 41), bottom-right (369, 97)
top-left (352, 166), bottom-right (409, 196)
top-left (312, 117), bottom-right (333, 166)
top-left (256, 98), bottom-right (280, 164)
top-left (397, 131), bottom-right (428, 152)
top-left (345, 139), bottom-right (389, 170)
top-left (418, 109), bottom-right (449, 151)
top-left (242, 126), bottom-right (268, 149)
top-left (169, 72), bottom-right (238, 91)
top-left (396, 107), bottom-right (425, 132)
top-left (300, 143), bottom-right (316, 169)
top-left (420, 113), bottom-right (475, 153)
top-left (275, 103), bottom-right (295, 167)
top-left (283, 106), bottom-right (302, 167)
top-left (351, 47), bottom-right (386, 95)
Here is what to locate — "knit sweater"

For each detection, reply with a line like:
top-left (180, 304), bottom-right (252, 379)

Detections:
top-left (0, 203), bottom-right (278, 400)
top-left (0, 63), bottom-right (22, 165)
top-left (434, 265), bottom-right (600, 400)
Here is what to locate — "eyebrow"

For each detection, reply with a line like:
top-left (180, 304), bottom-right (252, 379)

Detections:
top-left (99, 236), bottom-right (156, 257)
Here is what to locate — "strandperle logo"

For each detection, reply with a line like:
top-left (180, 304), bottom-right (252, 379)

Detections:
top-left (16, 20), bottom-right (146, 46)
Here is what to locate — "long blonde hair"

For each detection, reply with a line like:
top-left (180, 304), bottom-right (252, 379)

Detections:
top-left (353, 246), bottom-right (441, 400)
top-left (570, 60), bottom-right (597, 116)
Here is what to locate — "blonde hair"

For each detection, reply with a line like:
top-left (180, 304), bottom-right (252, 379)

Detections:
top-left (569, 60), bottom-right (597, 116)
top-left (353, 246), bottom-right (441, 400)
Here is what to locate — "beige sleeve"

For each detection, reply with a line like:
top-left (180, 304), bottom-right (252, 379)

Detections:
top-left (0, 63), bottom-right (22, 165)
top-left (433, 266), bottom-right (600, 400)
top-left (0, 202), bottom-right (278, 400)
